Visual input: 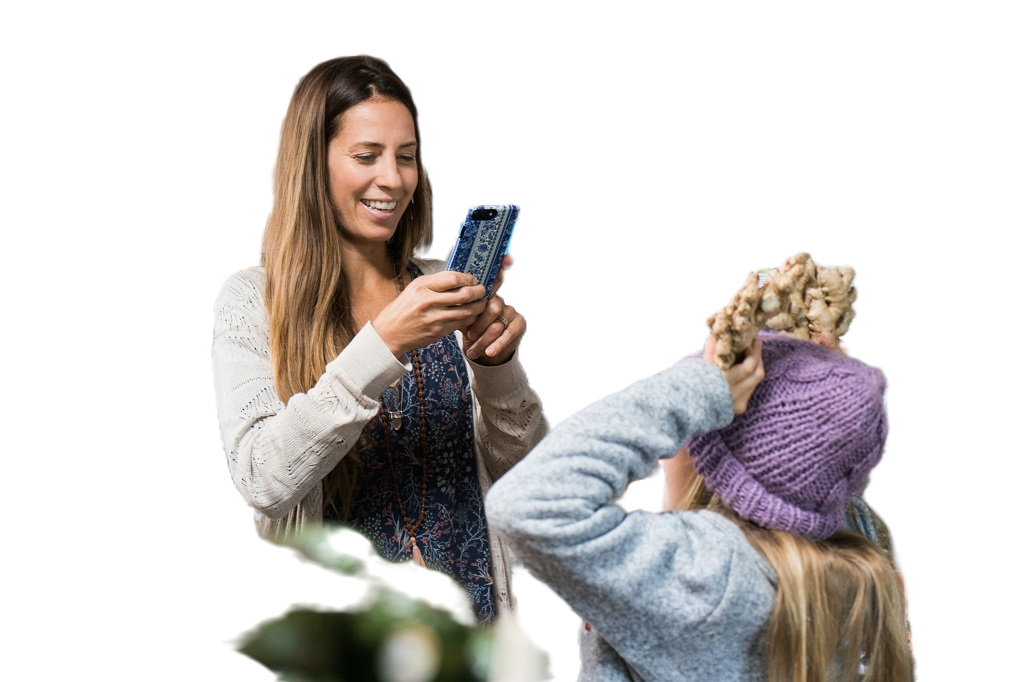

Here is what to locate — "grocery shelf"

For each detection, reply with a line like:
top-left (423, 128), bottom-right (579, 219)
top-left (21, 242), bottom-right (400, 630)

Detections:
top-left (0, 184), bottom-right (272, 210)
top-left (864, 483), bottom-right (942, 520)
top-left (0, 284), bottom-right (216, 329)
top-left (428, 142), bottom-right (946, 178)
top-left (0, 385), bottom-right (224, 448)
top-left (507, 296), bottom-right (946, 348)
top-left (0, 97), bottom-right (286, 125)
top-left (428, 0), bottom-right (946, 56)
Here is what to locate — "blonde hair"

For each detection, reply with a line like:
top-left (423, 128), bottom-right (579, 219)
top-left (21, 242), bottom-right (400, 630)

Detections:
top-left (679, 477), bottom-right (912, 682)
top-left (262, 56), bottom-right (433, 518)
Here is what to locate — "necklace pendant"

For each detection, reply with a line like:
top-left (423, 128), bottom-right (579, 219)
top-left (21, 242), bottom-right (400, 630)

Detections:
top-left (411, 537), bottom-right (426, 567)
top-left (388, 411), bottom-right (402, 430)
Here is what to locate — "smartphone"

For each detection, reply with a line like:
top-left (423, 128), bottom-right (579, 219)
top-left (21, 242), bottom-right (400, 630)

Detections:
top-left (445, 204), bottom-right (519, 299)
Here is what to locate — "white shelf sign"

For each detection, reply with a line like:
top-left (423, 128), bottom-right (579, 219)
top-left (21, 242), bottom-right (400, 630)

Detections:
top-left (856, 144), bottom-right (905, 171)
top-left (663, 150), bottom-right (704, 174)
top-left (745, 148), bottom-right (782, 173)
top-left (745, 2), bottom-right (782, 28)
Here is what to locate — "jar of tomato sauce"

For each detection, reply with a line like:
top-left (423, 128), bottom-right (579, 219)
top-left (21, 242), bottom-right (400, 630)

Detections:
top-left (183, 337), bottom-right (210, 421)
top-left (138, 329), bottom-right (165, 413)
top-left (45, 319), bottom-right (72, 395)
top-left (88, 325), bottom-right (116, 403)
top-left (68, 323), bottom-right (94, 401)
top-left (24, 315), bottom-right (51, 391)
top-left (109, 329), bottom-right (141, 409)
top-left (6, 315), bottom-right (29, 387)
top-left (203, 350), bottom-right (218, 425)
top-left (159, 335), bottom-right (188, 419)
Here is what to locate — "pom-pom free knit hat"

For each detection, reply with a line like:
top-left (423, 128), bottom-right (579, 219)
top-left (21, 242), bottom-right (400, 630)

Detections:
top-left (687, 332), bottom-right (888, 539)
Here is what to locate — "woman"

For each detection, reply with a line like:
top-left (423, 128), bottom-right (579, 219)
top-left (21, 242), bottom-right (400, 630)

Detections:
top-left (212, 55), bottom-right (548, 623)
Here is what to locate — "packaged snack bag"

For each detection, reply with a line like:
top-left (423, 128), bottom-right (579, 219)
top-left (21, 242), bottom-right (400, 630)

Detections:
top-left (704, 28), bottom-right (782, 147)
top-left (520, 46), bottom-right (585, 153)
top-left (626, 35), bottom-right (708, 150)
top-left (458, 52), bottom-right (520, 155)
top-left (585, 41), bottom-right (630, 151)
top-left (778, 19), bottom-right (876, 145)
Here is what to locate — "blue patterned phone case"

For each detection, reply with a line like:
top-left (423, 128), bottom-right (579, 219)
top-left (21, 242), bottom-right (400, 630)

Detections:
top-left (445, 205), bottom-right (519, 299)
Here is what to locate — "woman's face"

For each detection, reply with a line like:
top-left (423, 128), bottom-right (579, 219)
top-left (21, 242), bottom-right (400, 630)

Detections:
top-left (327, 98), bottom-right (419, 246)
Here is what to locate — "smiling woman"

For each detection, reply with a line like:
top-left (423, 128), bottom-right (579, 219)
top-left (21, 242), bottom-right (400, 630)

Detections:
top-left (211, 55), bottom-right (548, 625)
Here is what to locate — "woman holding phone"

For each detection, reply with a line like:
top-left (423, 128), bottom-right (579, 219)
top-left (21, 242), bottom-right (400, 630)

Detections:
top-left (212, 55), bottom-right (547, 623)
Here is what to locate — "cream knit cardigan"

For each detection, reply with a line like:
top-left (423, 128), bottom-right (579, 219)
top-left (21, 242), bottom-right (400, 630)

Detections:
top-left (212, 258), bottom-right (548, 618)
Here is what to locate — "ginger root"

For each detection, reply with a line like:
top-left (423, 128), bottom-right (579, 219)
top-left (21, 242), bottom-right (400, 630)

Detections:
top-left (707, 252), bottom-right (857, 369)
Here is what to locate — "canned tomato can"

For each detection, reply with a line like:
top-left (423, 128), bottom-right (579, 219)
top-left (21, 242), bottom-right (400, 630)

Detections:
top-left (655, 186), bottom-right (729, 246)
top-left (557, 238), bottom-right (610, 303)
top-left (913, 565), bottom-right (950, 659)
top-left (610, 238), bottom-right (659, 303)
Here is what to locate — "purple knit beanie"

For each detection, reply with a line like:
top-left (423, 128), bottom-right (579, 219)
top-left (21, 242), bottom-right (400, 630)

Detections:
top-left (687, 332), bottom-right (888, 540)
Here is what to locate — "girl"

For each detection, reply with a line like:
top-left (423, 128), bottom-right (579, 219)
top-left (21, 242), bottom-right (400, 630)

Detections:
top-left (486, 333), bottom-right (912, 680)
top-left (212, 56), bottom-right (548, 623)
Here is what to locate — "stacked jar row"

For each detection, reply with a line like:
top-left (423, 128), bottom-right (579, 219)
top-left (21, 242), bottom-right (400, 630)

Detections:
top-left (6, 315), bottom-right (218, 425)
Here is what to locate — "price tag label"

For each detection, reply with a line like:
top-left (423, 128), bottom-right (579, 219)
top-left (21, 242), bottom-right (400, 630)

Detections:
top-left (663, 150), bottom-right (704, 174)
top-left (126, 301), bottom-right (149, 319)
top-left (65, 292), bottom-right (86, 311)
top-left (872, 0), bottom-right (913, 17)
top-left (618, 15), bottom-right (659, 40)
top-left (49, 106), bottom-right (70, 123)
top-left (46, 292), bottom-right (66, 311)
top-left (561, 301), bottom-right (593, 325)
top-left (745, 2), bottom-right (782, 28)
top-left (147, 305), bottom-right (171, 323)
top-left (8, 483), bottom-right (26, 503)
top-left (856, 142), bottom-right (905, 168)
top-left (192, 309), bottom-right (216, 327)
top-left (745, 148), bottom-right (782, 173)
top-left (169, 305), bottom-right (193, 327)
top-left (614, 303), bottom-right (647, 327)
top-left (71, 399), bottom-right (91, 419)
top-left (118, 188), bottom-right (139, 206)
top-left (839, 315), bottom-right (880, 342)
top-left (581, 153), bottom-right (610, 175)
top-left (121, 409), bottom-right (144, 430)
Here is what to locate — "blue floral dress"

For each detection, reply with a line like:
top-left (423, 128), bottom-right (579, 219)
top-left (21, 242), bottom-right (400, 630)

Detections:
top-left (323, 267), bottom-right (495, 623)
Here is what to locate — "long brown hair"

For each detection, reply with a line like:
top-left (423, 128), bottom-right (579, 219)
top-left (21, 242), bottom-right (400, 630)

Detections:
top-left (679, 477), bottom-right (912, 682)
top-left (262, 56), bottom-right (433, 517)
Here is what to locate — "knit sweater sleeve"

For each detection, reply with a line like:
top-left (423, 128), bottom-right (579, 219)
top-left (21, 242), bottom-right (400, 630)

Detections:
top-left (211, 268), bottom-right (409, 519)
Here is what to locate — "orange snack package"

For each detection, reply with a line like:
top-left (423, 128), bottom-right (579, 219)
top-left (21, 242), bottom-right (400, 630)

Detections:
top-left (626, 35), bottom-right (708, 150)
top-left (585, 41), bottom-right (630, 151)
top-left (520, 46), bottom-right (585, 153)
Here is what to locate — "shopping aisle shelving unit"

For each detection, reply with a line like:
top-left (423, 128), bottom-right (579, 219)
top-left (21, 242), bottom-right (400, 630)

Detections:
top-left (428, 2), bottom-right (995, 675)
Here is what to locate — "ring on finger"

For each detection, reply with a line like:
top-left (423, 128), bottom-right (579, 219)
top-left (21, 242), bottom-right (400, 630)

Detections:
top-left (497, 314), bottom-right (510, 329)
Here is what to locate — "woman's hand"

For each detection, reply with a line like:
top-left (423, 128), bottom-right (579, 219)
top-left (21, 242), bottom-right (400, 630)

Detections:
top-left (373, 271), bottom-right (487, 356)
top-left (462, 255), bottom-right (524, 365)
top-left (704, 334), bottom-right (764, 415)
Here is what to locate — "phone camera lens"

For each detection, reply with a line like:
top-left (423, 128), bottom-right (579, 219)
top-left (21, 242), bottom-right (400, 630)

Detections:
top-left (471, 208), bottom-right (498, 220)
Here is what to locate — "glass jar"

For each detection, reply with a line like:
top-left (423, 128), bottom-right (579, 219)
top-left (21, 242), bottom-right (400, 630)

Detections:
top-left (24, 319), bottom-right (52, 393)
top-left (183, 337), bottom-right (210, 421)
top-left (80, 238), bottom-right (105, 294)
top-left (69, 323), bottom-right (95, 401)
top-left (45, 319), bottom-right (72, 395)
top-left (61, 237), bottom-right (83, 292)
top-left (6, 315), bottom-right (29, 387)
top-left (88, 325), bottom-right (116, 403)
top-left (111, 327), bottom-right (142, 405)
top-left (158, 333), bottom-right (189, 417)
top-left (138, 329), bottom-right (165, 411)
top-left (104, 238), bottom-right (126, 296)
top-left (203, 350), bottom-right (218, 425)
top-left (5, 238), bottom-right (29, 286)
top-left (29, 227), bottom-right (49, 288)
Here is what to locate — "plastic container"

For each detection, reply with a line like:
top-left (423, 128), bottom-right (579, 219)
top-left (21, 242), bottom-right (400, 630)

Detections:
top-left (184, 337), bottom-right (211, 421)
